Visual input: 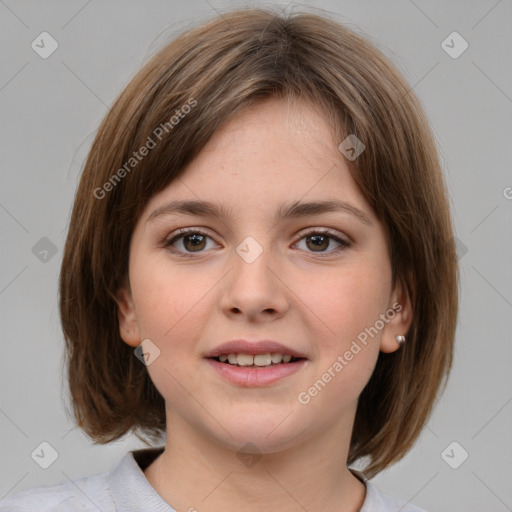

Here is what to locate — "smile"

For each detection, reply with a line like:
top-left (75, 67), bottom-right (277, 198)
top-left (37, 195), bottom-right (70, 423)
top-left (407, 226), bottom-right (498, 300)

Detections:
top-left (212, 352), bottom-right (301, 367)
top-left (206, 355), bottom-right (307, 386)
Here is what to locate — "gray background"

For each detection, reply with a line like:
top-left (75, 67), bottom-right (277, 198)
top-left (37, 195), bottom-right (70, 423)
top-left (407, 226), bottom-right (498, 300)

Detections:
top-left (1, 0), bottom-right (511, 510)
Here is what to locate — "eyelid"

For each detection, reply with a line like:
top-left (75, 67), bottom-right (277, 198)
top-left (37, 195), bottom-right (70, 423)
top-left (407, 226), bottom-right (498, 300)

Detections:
top-left (165, 226), bottom-right (350, 242)
top-left (295, 226), bottom-right (350, 243)
top-left (163, 227), bottom-right (219, 247)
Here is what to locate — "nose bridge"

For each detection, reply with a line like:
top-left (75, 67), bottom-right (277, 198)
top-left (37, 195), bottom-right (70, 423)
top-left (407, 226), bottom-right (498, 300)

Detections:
top-left (221, 233), bottom-right (288, 318)
top-left (233, 233), bottom-right (276, 291)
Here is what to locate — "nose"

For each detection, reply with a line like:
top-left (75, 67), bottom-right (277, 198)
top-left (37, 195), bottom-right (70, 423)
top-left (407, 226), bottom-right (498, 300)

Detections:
top-left (220, 241), bottom-right (289, 322)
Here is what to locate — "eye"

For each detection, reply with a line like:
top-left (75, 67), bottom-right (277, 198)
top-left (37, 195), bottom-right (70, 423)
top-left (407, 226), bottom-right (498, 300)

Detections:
top-left (164, 229), bottom-right (217, 256)
top-left (294, 228), bottom-right (350, 256)
top-left (163, 227), bottom-right (351, 258)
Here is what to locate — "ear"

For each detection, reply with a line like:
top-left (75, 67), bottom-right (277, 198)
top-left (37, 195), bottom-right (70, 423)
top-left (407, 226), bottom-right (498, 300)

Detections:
top-left (116, 284), bottom-right (141, 347)
top-left (380, 278), bottom-right (413, 354)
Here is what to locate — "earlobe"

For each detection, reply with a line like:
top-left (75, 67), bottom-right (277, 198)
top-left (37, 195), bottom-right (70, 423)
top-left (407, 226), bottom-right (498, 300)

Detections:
top-left (116, 286), bottom-right (141, 347)
top-left (380, 280), bottom-right (413, 354)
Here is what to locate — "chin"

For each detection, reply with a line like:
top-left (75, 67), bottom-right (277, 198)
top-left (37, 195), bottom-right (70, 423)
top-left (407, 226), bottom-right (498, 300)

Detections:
top-left (206, 414), bottom-right (310, 454)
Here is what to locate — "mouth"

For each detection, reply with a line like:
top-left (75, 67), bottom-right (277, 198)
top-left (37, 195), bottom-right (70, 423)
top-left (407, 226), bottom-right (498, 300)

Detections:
top-left (204, 340), bottom-right (308, 386)
top-left (209, 352), bottom-right (305, 368)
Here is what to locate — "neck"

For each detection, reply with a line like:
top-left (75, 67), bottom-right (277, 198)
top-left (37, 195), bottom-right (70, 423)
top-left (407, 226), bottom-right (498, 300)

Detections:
top-left (143, 408), bottom-right (366, 512)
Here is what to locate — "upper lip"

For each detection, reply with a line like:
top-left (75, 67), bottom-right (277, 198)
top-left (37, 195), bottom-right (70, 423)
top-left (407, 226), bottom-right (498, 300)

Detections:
top-left (205, 339), bottom-right (308, 359)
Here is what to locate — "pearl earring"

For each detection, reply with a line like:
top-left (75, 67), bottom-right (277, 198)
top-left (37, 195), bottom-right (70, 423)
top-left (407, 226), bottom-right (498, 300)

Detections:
top-left (395, 335), bottom-right (406, 345)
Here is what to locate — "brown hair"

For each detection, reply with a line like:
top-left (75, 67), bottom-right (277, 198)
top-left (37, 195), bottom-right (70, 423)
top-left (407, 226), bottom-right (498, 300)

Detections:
top-left (59, 7), bottom-right (458, 478)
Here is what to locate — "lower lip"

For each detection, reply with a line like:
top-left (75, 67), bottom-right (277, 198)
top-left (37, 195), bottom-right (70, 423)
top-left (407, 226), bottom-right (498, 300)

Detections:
top-left (205, 358), bottom-right (307, 387)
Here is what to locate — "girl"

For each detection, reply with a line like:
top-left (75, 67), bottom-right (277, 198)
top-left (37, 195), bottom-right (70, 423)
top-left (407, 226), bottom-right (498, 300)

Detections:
top-left (1, 7), bottom-right (458, 511)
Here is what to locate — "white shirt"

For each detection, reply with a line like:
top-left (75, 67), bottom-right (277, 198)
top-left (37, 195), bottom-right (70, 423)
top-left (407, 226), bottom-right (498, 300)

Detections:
top-left (0, 447), bottom-right (427, 511)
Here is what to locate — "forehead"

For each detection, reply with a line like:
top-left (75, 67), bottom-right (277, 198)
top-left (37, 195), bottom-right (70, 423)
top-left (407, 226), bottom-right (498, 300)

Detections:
top-left (202, 97), bottom-right (339, 161)
top-left (141, 97), bottom-right (373, 224)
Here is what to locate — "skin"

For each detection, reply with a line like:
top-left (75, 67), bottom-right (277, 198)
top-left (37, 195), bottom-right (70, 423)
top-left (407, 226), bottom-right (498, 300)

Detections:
top-left (117, 97), bottom-right (412, 512)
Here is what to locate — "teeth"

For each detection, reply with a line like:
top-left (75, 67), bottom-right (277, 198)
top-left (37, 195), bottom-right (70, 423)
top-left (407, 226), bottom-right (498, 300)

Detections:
top-left (271, 353), bottom-right (282, 363)
top-left (254, 354), bottom-right (272, 366)
top-left (216, 353), bottom-right (296, 366)
top-left (237, 354), bottom-right (254, 366)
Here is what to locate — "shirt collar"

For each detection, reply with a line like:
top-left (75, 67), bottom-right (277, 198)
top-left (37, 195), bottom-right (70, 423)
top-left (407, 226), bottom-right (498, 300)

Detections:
top-left (109, 446), bottom-right (172, 511)
top-left (109, 446), bottom-right (383, 511)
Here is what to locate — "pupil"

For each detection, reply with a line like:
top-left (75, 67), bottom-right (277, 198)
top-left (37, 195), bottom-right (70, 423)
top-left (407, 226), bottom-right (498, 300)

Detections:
top-left (186, 234), bottom-right (205, 251)
top-left (308, 235), bottom-right (328, 251)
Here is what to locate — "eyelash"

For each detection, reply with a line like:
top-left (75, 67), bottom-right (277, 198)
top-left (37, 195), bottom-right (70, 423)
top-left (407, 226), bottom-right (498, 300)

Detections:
top-left (163, 227), bottom-right (351, 258)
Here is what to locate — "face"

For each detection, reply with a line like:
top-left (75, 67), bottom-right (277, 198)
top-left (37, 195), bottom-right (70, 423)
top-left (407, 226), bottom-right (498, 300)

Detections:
top-left (117, 97), bottom-right (412, 454)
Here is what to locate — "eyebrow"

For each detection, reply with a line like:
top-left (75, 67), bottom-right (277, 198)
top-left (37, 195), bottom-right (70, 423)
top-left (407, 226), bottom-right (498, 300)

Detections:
top-left (146, 199), bottom-right (372, 226)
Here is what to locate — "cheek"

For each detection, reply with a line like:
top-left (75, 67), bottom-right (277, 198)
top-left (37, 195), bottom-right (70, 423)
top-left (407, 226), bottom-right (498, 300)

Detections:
top-left (130, 265), bottom-right (212, 406)
top-left (294, 267), bottom-right (389, 414)
top-left (299, 263), bottom-right (391, 345)
top-left (130, 256), bottom-right (212, 340)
